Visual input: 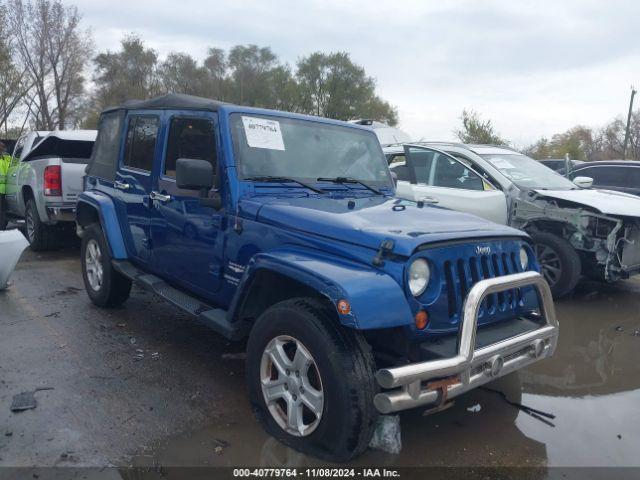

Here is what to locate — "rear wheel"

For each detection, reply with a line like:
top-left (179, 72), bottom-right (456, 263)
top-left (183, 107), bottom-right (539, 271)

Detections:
top-left (531, 231), bottom-right (581, 298)
top-left (247, 298), bottom-right (378, 461)
top-left (81, 224), bottom-right (132, 308)
top-left (24, 199), bottom-right (55, 251)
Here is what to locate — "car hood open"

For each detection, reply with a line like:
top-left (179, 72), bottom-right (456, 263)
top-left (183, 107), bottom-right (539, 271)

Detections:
top-left (534, 188), bottom-right (640, 217)
top-left (243, 195), bottom-right (527, 256)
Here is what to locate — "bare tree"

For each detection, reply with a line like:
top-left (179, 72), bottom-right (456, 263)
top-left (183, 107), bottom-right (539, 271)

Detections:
top-left (7, 0), bottom-right (92, 129)
top-left (0, 3), bottom-right (31, 134)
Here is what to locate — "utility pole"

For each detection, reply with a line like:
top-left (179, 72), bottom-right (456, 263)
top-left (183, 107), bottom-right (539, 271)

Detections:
top-left (622, 86), bottom-right (637, 160)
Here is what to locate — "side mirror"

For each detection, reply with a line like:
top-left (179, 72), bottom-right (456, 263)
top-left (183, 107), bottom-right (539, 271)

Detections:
top-left (390, 171), bottom-right (398, 187)
top-left (176, 158), bottom-right (213, 190)
top-left (573, 176), bottom-right (593, 188)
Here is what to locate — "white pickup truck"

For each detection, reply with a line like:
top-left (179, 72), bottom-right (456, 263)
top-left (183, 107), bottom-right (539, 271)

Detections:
top-left (3, 130), bottom-right (97, 250)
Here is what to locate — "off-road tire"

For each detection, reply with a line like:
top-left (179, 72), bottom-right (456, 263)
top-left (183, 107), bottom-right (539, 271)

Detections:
top-left (530, 231), bottom-right (581, 298)
top-left (247, 298), bottom-right (378, 462)
top-left (81, 223), bottom-right (132, 308)
top-left (24, 199), bottom-right (55, 251)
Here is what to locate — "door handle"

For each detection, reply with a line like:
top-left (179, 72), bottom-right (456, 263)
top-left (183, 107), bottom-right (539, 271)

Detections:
top-left (420, 196), bottom-right (439, 204)
top-left (150, 191), bottom-right (171, 203)
top-left (114, 180), bottom-right (130, 190)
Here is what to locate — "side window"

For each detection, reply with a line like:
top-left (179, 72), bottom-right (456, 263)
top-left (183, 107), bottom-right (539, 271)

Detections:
top-left (390, 163), bottom-right (411, 182)
top-left (579, 166), bottom-right (627, 187)
top-left (164, 117), bottom-right (216, 178)
top-left (405, 147), bottom-right (435, 184)
top-left (432, 155), bottom-right (484, 191)
top-left (123, 116), bottom-right (159, 172)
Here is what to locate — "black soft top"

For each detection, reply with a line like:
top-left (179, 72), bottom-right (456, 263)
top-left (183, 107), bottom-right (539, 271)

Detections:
top-left (103, 93), bottom-right (229, 114)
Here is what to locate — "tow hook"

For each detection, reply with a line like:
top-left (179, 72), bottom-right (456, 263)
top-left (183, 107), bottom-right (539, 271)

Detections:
top-left (372, 238), bottom-right (395, 266)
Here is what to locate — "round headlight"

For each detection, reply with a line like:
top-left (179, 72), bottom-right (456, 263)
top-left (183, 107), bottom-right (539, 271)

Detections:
top-left (408, 258), bottom-right (430, 297)
top-left (519, 247), bottom-right (529, 270)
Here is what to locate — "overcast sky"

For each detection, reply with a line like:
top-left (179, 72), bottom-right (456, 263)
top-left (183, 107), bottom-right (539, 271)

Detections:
top-left (75, 0), bottom-right (640, 146)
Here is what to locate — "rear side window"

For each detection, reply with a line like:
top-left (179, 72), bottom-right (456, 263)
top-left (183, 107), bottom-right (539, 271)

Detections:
top-left (87, 111), bottom-right (124, 180)
top-left (123, 116), bottom-right (159, 172)
top-left (163, 117), bottom-right (216, 178)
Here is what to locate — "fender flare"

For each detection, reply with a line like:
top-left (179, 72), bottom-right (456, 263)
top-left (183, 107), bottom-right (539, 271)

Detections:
top-left (76, 191), bottom-right (127, 259)
top-left (229, 247), bottom-right (413, 329)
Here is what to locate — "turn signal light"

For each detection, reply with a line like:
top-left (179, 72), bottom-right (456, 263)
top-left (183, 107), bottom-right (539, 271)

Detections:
top-left (44, 165), bottom-right (62, 196)
top-left (337, 299), bottom-right (351, 315)
top-left (415, 310), bottom-right (429, 330)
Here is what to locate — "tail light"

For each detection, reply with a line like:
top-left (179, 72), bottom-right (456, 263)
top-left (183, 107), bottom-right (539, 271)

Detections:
top-left (44, 165), bottom-right (62, 196)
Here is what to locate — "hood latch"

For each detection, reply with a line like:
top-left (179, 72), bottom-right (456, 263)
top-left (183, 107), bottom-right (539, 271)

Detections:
top-left (372, 238), bottom-right (395, 267)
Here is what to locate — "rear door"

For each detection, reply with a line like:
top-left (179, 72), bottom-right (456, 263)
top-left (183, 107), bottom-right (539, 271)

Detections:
top-left (149, 113), bottom-right (225, 300)
top-left (113, 113), bottom-right (161, 266)
top-left (403, 145), bottom-right (508, 224)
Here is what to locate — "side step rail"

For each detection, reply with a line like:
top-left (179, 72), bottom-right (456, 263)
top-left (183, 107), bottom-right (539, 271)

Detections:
top-left (113, 260), bottom-right (248, 340)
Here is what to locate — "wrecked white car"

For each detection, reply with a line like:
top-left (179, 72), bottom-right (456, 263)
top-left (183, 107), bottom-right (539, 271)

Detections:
top-left (385, 143), bottom-right (640, 297)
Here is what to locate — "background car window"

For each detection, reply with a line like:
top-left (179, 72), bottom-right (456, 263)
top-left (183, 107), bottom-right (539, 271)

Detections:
top-left (164, 117), bottom-right (217, 178)
top-left (123, 116), bottom-right (159, 172)
top-left (390, 163), bottom-right (411, 182)
top-left (433, 155), bottom-right (484, 190)
top-left (12, 136), bottom-right (25, 164)
top-left (576, 166), bottom-right (630, 187)
top-left (405, 148), bottom-right (435, 183)
top-left (388, 154), bottom-right (406, 165)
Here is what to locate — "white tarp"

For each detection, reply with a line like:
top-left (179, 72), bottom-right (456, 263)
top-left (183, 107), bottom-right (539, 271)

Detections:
top-left (0, 230), bottom-right (29, 290)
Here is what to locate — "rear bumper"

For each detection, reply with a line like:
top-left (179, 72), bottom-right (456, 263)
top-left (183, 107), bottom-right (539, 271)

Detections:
top-left (45, 204), bottom-right (76, 223)
top-left (374, 271), bottom-right (558, 414)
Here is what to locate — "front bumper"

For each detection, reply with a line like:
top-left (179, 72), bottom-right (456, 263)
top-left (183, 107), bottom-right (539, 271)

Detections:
top-left (374, 271), bottom-right (558, 414)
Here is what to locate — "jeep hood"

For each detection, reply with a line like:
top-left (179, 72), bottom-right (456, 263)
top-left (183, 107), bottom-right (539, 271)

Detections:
top-left (534, 188), bottom-right (640, 217)
top-left (243, 195), bottom-right (527, 256)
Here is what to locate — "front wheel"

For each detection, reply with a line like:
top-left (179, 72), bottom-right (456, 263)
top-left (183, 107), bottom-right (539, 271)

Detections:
top-left (530, 231), bottom-right (581, 298)
top-left (247, 298), bottom-right (378, 462)
top-left (81, 224), bottom-right (132, 308)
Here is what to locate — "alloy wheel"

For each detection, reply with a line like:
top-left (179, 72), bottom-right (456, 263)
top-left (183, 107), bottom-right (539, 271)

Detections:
top-left (535, 243), bottom-right (562, 287)
top-left (260, 335), bottom-right (324, 437)
top-left (85, 239), bottom-right (104, 291)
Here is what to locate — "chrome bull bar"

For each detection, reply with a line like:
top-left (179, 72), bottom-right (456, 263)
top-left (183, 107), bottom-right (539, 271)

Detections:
top-left (374, 271), bottom-right (559, 414)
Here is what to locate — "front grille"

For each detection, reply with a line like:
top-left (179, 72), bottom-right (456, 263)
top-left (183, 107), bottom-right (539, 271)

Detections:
top-left (443, 252), bottom-right (523, 321)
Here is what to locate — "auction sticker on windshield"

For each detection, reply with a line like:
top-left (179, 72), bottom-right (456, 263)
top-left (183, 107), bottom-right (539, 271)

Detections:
top-left (242, 116), bottom-right (285, 150)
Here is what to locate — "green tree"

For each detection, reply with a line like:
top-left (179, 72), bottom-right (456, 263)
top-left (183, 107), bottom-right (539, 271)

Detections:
top-left (296, 52), bottom-right (397, 125)
top-left (454, 109), bottom-right (507, 145)
top-left (227, 44), bottom-right (278, 106)
top-left (92, 35), bottom-right (159, 111)
top-left (158, 52), bottom-right (208, 96)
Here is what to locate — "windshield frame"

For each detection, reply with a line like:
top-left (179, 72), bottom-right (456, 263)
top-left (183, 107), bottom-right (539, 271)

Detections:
top-left (479, 152), bottom-right (579, 190)
top-left (229, 112), bottom-right (394, 190)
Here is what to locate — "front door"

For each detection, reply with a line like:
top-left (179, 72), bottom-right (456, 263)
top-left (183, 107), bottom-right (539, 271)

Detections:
top-left (112, 113), bottom-right (161, 265)
top-left (149, 114), bottom-right (225, 301)
top-left (403, 145), bottom-right (508, 224)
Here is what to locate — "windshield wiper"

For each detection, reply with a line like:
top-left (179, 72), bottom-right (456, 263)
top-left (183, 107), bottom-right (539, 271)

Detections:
top-left (316, 177), bottom-right (382, 195)
top-left (245, 176), bottom-right (325, 194)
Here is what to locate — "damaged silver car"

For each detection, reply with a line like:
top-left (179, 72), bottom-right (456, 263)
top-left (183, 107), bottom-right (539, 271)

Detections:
top-left (385, 143), bottom-right (640, 297)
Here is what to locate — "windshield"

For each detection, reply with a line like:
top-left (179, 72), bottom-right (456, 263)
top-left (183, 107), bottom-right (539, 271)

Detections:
top-left (230, 113), bottom-right (392, 187)
top-left (481, 153), bottom-right (577, 190)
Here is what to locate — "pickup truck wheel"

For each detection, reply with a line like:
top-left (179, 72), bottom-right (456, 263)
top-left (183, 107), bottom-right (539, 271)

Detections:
top-left (24, 199), bottom-right (55, 251)
top-left (247, 298), bottom-right (378, 461)
top-left (531, 231), bottom-right (581, 298)
top-left (81, 224), bottom-right (132, 308)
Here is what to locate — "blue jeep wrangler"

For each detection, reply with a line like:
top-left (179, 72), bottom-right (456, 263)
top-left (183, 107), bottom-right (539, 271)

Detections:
top-left (76, 94), bottom-right (558, 461)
